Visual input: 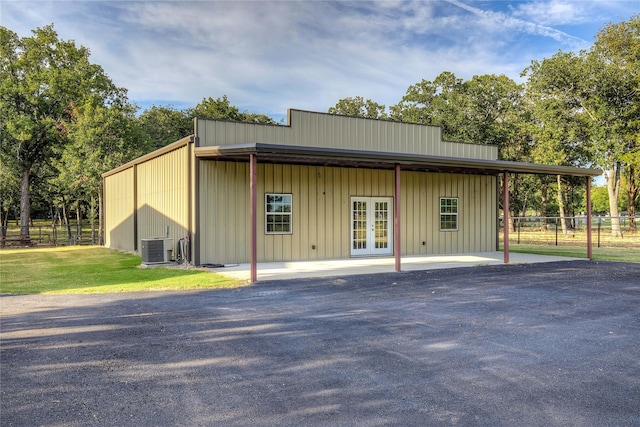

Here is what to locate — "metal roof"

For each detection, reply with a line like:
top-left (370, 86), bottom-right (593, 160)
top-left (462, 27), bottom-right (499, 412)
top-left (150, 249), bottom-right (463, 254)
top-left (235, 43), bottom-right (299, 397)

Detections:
top-left (194, 143), bottom-right (601, 177)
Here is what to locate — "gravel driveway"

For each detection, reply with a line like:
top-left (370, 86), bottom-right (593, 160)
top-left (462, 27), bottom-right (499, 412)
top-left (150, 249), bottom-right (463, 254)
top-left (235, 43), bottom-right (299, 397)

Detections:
top-left (1, 260), bottom-right (639, 426)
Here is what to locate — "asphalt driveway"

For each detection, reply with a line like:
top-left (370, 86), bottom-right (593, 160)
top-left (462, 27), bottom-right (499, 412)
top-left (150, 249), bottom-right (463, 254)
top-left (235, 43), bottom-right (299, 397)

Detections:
top-left (1, 260), bottom-right (639, 426)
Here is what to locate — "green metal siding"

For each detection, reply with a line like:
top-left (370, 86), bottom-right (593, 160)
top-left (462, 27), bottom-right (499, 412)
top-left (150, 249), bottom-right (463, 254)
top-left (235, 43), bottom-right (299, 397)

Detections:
top-left (196, 110), bottom-right (498, 160)
top-left (198, 161), bottom-right (497, 264)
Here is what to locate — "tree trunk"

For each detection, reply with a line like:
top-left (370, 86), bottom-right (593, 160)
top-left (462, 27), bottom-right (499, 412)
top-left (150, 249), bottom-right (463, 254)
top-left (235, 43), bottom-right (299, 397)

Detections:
top-left (539, 176), bottom-right (549, 231)
top-left (511, 174), bottom-right (519, 232)
top-left (564, 184), bottom-right (575, 230)
top-left (90, 195), bottom-right (97, 244)
top-left (627, 165), bottom-right (637, 232)
top-left (20, 167), bottom-right (30, 242)
top-left (98, 188), bottom-right (104, 246)
top-left (75, 204), bottom-right (82, 245)
top-left (605, 164), bottom-right (622, 237)
top-left (62, 198), bottom-right (72, 243)
top-left (0, 199), bottom-right (5, 248)
top-left (557, 175), bottom-right (569, 237)
top-left (52, 205), bottom-right (61, 243)
top-left (54, 206), bottom-right (61, 226)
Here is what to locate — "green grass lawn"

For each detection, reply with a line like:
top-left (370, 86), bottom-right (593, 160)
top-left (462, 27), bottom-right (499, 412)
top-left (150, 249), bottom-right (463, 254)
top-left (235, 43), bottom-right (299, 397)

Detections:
top-left (504, 243), bottom-right (640, 263)
top-left (0, 246), bottom-right (244, 294)
top-left (2, 243), bottom-right (637, 295)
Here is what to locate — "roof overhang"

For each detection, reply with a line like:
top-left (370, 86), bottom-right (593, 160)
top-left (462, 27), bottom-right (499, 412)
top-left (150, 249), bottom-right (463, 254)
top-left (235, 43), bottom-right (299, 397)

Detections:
top-left (195, 143), bottom-right (601, 177)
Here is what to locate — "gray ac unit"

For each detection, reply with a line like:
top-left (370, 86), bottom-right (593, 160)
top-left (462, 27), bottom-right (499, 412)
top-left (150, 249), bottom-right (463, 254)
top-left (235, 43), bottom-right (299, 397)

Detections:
top-left (141, 238), bottom-right (173, 264)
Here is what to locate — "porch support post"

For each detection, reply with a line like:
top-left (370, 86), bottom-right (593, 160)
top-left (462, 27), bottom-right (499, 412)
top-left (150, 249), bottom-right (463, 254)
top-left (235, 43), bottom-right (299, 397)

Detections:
top-left (586, 176), bottom-right (593, 260)
top-left (394, 164), bottom-right (401, 272)
top-left (503, 171), bottom-right (510, 264)
top-left (249, 154), bottom-right (258, 283)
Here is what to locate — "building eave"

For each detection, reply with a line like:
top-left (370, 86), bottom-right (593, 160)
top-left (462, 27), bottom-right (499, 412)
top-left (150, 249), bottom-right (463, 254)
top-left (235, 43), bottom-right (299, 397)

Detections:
top-left (194, 143), bottom-right (601, 177)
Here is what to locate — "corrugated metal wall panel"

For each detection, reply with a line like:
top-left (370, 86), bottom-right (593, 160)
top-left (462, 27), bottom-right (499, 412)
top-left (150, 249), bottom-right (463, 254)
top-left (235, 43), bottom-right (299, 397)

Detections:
top-left (198, 161), bottom-right (250, 265)
top-left (135, 146), bottom-right (189, 255)
top-left (104, 168), bottom-right (135, 251)
top-left (400, 172), bottom-right (496, 256)
top-left (196, 110), bottom-right (497, 160)
top-left (198, 161), bottom-right (496, 264)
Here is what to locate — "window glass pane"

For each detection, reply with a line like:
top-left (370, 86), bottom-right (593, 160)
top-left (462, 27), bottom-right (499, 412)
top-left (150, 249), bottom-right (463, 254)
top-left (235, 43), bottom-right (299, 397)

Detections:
top-left (440, 198), bottom-right (458, 231)
top-left (265, 193), bottom-right (292, 234)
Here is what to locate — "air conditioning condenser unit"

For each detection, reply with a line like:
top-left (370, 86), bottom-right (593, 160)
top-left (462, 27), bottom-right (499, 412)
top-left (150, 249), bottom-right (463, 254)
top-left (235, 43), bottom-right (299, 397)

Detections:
top-left (141, 238), bottom-right (173, 264)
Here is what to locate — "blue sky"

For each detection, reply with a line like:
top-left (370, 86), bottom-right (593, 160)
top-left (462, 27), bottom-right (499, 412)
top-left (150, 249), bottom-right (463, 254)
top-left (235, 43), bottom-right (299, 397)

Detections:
top-left (1, 1), bottom-right (637, 120)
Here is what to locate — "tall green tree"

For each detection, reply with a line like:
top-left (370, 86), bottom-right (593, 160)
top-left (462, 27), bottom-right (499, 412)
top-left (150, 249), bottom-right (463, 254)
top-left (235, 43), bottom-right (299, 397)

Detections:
top-left (138, 105), bottom-right (192, 150)
top-left (463, 74), bottom-right (530, 161)
top-left (522, 16), bottom-right (640, 237)
top-left (590, 16), bottom-right (640, 231)
top-left (189, 95), bottom-right (276, 124)
top-left (57, 101), bottom-right (149, 244)
top-left (622, 146), bottom-right (640, 227)
top-left (393, 72), bottom-right (532, 229)
top-left (0, 155), bottom-right (20, 238)
top-left (462, 75), bottom-right (533, 229)
top-left (0, 25), bottom-right (125, 240)
top-left (328, 96), bottom-right (387, 119)
top-left (390, 71), bottom-right (467, 138)
top-left (522, 51), bottom-right (592, 234)
top-left (391, 72), bottom-right (529, 160)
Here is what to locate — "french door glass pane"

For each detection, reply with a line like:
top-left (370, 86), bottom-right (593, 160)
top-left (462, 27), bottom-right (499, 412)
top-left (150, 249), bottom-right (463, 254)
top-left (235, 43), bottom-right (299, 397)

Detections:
top-left (352, 201), bottom-right (367, 249)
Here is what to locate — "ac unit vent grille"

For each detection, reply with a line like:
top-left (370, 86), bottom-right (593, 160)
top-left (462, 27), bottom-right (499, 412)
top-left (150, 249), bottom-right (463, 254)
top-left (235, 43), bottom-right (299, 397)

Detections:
top-left (141, 239), bottom-right (165, 263)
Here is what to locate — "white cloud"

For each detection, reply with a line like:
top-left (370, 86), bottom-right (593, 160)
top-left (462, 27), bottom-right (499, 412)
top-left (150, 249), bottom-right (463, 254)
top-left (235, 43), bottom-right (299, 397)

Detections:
top-left (1, 0), bottom-right (635, 118)
top-left (510, 0), bottom-right (592, 26)
top-left (445, 0), bottom-right (588, 48)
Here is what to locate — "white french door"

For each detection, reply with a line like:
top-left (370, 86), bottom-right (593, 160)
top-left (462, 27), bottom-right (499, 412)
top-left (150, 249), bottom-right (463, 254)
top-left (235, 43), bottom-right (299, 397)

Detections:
top-left (351, 197), bottom-right (393, 256)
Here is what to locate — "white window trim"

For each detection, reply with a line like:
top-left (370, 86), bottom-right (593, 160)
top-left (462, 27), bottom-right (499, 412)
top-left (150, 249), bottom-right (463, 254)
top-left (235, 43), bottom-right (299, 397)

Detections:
top-left (265, 193), bottom-right (293, 235)
top-left (439, 197), bottom-right (459, 232)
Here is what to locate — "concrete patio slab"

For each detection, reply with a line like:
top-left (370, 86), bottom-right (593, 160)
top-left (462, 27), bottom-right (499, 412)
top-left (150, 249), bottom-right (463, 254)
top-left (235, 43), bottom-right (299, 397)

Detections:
top-left (209, 251), bottom-right (584, 281)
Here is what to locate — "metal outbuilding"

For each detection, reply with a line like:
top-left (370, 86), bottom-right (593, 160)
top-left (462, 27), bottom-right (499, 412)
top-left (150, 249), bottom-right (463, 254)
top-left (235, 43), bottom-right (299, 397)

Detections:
top-left (103, 109), bottom-right (600, 282)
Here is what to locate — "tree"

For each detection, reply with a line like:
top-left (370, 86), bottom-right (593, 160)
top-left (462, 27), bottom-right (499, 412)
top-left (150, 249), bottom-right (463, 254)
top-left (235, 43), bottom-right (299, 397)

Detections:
top-left (189, 95), bottom-right (276, 124)
top-left (390, 71), bottom-right (466, 138)
top-left (393, 72), bottom-right (532, 230)
top-left (522, 17), bottom-right (640, 237)
top-left (328, 96), bottom-right (387, 119)
top-left (592, 16), bottom-right (640, 232)
top-left (57, 101), bottom-right (150, 244)
top-left (522, 51), bottom-right (593, 235)
top-left (0, 156), bottom-right (20, 241)
top-left (621, 147), bottom-right (640, 228)
top-left (584, 16), bottom-right (639, 236)
top-left (391, 72), bottom-right (529, 159)
top-left (590, 185), bottom-right (613, 214)
top-left (463, 75), bottom-right (530, 160)
top-left (0, 25), bottom-right (125, 241)
top-left (138, 105), bottom-right (192, 150)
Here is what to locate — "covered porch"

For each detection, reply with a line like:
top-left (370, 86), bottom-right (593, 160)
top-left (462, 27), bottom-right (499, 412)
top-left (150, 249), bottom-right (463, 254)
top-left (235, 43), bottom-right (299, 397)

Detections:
top-left (195, 143), bottom-right (601, 282)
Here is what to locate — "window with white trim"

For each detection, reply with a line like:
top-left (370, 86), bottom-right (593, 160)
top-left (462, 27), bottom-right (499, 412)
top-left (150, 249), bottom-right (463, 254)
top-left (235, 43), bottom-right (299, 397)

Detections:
top-left (440, 197), bottom-right (458, 231)
top-left (265, 194), bottom-right (292, 234)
